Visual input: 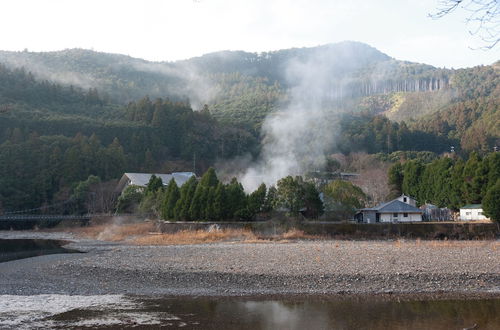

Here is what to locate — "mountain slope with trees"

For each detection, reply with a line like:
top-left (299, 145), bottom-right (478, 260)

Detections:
top-left (0, 42), bottom-right (497, 214)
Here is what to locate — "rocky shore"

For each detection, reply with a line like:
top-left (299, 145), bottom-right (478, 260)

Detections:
top-left (0, 231), bottom-right (499, 297)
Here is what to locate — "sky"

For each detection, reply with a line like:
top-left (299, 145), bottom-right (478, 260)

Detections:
top-left (1, 0), bottom-right (498, 68)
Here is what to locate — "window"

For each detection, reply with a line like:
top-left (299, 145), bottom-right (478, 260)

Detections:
top-left (466, 212), bottom-right (471, 215)
top-left (403, 197), bottom-right (407, 203)
top-left (403, 213), bottom-right (408, 217)
top-left (393, 213), bottom-right (398, 217)
top-left (478, 212), bottom-right (483, 216)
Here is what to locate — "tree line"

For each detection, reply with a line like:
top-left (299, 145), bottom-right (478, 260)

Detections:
top-left (116, 168), bottom-right (324, 221)
top-left (388, 152), bottom-right (500, 217)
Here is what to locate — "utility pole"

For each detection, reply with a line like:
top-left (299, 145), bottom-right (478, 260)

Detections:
top-left (193, 152), bottom-right (196, 175)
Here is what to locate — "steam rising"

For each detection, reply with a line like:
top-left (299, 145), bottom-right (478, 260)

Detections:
top-left (240, 51), bottom-right (340, 191)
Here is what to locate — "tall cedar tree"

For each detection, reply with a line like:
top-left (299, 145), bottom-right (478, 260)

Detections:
top-left (145, 175), bottom-right (163, 194)
top-left (174, 176), bottom-right (198, 221)
top-left (189, 168), bottom-right (219, 220)
top-left (161, 178), bottom-right (180, 220)
top-left (483, 180), bottom-right (500, 223)
top-left (226, 178), bottom-right (248, 219)
top-left (213, 183), bottom-right (229, 220)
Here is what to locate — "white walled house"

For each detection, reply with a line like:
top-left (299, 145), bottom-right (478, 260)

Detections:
top-left (459, 204), bottom-right (490, 221)
top-left (355, 195), bottom-right (422, 223)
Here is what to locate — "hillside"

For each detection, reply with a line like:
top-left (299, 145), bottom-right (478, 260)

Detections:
top-left (0, 42), bottom-right (450, 121)
top-left (0, 41), bottom-right (497, 151)
top-left (0, 41), bottom-right (498, 212)
top-left (0, 64), bottom-right (257, 212)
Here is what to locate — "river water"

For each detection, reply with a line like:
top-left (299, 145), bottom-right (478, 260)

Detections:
top-left (0, 239), bottom-right (499, 329)
top-left (0, 294), bottom-right (499, 329)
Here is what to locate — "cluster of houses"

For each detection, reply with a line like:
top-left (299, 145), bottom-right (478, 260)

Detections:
top-left (355, 194), bottom-right (490, 223)
top-left (116, 172), bottom-right (491, 224)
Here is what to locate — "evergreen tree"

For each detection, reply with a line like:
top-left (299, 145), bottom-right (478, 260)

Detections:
top-left (462, 152), bottom-right (482, 204)
top-left (402, 160), bottom-right (424, 203)
top-left (213, 182), bottom-right (228, 220)
top-left (204, 186), bottom-right (217, 221)
top-left (226, 178), bottom-right (247, 219)
top-left (161, 178), bottom-right (180, 220)
top-left (199, 167), bottom-right (219, 187)
top-left (116, 185), bottom-right (143, 213)
top-left (174, 176), bottom-right (198, 221)
top-left (247, 183), bottom-right (267, 216)
top-left (263, 186), bottom-right (277, 212)
top-left (486, 152), bottom-right (500, 191)
top-left (483, 180), bottom-right (500, 223)
top-left (449, 158), bottom-right (465, 210)
top-left (302, 182), bottom-right (324, 219)
top-left (388, 162), bottom-right (404, 196)
top-left (190, 185), bottom-right (208, 220)
top-left (145, 174), bottom-right (163, 194)
top-left (276, 176), bottom-right (305, 215)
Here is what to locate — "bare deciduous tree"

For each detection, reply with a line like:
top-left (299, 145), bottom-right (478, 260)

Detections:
top-left (430, 0), bottom-right (500, 49)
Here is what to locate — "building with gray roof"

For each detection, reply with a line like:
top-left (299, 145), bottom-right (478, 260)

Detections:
top-left (355, 195), bottom-right (422, 223)
top-left (115, 172), bottom-right (195, 193)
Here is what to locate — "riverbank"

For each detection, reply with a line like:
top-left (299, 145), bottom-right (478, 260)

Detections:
top-left (0, 230), bottom-right (498, 298)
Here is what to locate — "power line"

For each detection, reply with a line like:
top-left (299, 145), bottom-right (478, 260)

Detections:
top-left (3, 197), bottom-right (77, 215)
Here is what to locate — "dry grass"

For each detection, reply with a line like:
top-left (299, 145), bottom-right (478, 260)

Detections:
top-left (73, 222), bottom-right (498, 247)
top-left (134, 228), bottom-right (258, 245)
top-left (280, 229), bottom-right (322, 240)
top-left (75, 222), bottom-right (156, 241)
top-left (73, 222), bottom-right (325, 245)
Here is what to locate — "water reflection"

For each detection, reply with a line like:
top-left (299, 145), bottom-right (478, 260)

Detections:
top-left (1, 295), bottom-right (498, 329)
top-left (0, 239), bottom-right (80, 262)
top-left (137, 296), bottom-right (500, 330)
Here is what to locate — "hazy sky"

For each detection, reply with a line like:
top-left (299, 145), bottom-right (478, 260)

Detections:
top-left (1, 0), bottom-right (498, 68)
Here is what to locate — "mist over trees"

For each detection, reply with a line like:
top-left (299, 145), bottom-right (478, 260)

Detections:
top-left (0, 42), bottom-right (498, 216)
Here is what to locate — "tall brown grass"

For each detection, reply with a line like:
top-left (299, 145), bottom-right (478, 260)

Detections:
top-left (74, 222), bottom-right (326, 245)
top-left (280, 229), bottom-right (321, 240)
top-left (134, 228), bottom-right (258, 245)
top-left (75, 222), bottom-right (156, 241)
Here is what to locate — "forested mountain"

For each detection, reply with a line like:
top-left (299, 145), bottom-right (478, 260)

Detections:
top-left (0, 64), bottom-right (257, 212)
top-left (1, 42), bottom-right (495, 146)
top-left (0, 42), bottom-right (451, 120)
top-left (0, 41), bottom-right (498, 213)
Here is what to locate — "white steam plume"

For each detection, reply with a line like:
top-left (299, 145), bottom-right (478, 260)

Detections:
top-left (240, 50), bottom-right (341, 192)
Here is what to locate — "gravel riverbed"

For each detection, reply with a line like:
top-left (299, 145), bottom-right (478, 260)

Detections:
top-left (0, 231), bottom-right (499, 297)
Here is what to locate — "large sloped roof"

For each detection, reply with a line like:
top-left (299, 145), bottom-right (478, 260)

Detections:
top-left (125, 172), bottom-right (195, 187)
top-left (116, 172), bottom-right (195, 192)
top-left (361, 200), bottom-right (422, 213)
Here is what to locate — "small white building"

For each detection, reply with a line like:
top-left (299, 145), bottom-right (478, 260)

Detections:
top-left (459, 204), bottom-right (490, 221)
top-left (115, 172), bottom-right (195, 194)
top-left (355, 195), bottom-right (422, 223)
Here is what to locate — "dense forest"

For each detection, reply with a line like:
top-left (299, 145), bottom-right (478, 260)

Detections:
top-left (0, 42), bottom-right (498, 215)
top-left (0, 64), bottom-right (257, 213)
top-left (389, 152), bottom-right (500, 211)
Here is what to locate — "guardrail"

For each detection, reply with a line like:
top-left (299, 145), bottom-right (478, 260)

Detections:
top-left (0, 215), bottom-right (91, 222)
